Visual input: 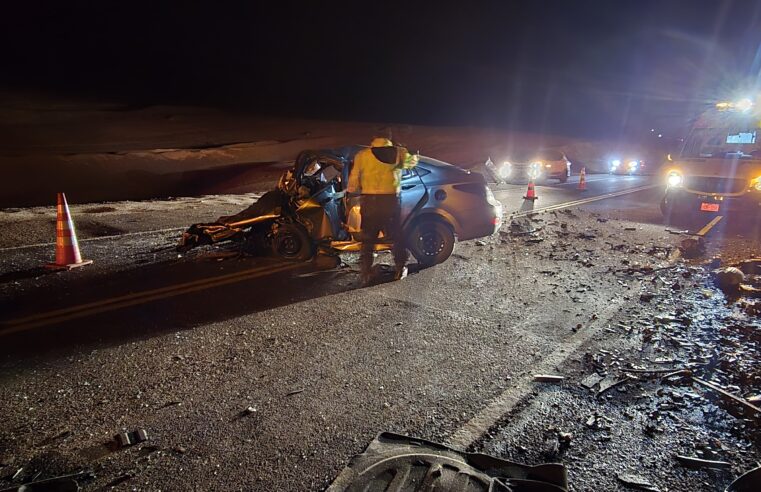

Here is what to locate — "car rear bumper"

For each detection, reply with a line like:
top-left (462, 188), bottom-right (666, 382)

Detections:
top-left (456, 201), bottom-right (503, 240)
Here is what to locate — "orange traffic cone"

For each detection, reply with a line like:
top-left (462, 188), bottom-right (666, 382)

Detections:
top-left (578, 167), bottom-right (587, 191)
top-left (46, 193), bottom-right (93, 270)
top-left (523, 179), bottom-right (538, 201)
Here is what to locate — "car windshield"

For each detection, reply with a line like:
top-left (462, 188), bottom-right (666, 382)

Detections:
top-left (536, 150), bottom-right (563, 161)
top-left (506, 150), bottom-right (544, 162)
top-left (681, 120), bottom-right (761, 159)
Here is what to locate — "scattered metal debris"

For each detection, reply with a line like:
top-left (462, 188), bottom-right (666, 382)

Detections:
top-left (616, 472), bottom-right (660, 491)
top-left (327, 432), bottom-right (569, 491)
top-left (580, 373), bottom-right (603, 390)
top-left (674, 454), bottom-right (731, 470)
top-left (534, 374), bottom-right (565, 383)
top-left (736, 258), bottom-right (761, 275)
top-left (115, 429), bottom-right (149, 448)
top-left (713, 267), bottom-right (745, 293)
top-left (691, 377), bottom-right (761, 421)
top-left (0, 472), bottom-right (94, 492)
top-left (678, 237), bottom-right (705, 258)
top-left (596, 375), bottom-right (631, 398)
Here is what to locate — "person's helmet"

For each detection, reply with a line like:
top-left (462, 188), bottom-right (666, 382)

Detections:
top-left (370, 137), bottom-right (393, 148)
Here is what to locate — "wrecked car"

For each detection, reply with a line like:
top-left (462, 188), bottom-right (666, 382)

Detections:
top-left (178, 146), bottom-right (503, 267)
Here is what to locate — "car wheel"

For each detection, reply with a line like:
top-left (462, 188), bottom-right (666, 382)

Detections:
top-left (558, 174), bottom-right (568, 183)
top-left (408, 218), bottom-right (455, 268)
top-left (271, 223), bottom-right (314, 261)
top-left (660, 196), bottom-right (691, 226)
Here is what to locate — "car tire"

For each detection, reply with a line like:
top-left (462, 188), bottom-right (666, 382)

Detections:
top-left (660, 196), bottom-right (691, 226)
top-left (408, 218), bottom-right (455, 268)
top-left (558, 174), bottom-right (568, 183)
top-left (271, 223), bottom-right (314, 261)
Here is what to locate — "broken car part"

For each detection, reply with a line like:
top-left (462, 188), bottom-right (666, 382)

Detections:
top-left (115, 428), bottom-right (149, 448)
top-left (327, 432), bottom-right (569, 491)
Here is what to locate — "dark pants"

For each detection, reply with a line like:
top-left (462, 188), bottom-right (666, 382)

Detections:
top-left (360, 194), bottom-right (408, 276)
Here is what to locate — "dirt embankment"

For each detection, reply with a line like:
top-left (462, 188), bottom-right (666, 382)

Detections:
top-left (1, 96), bottom-right (651, 207)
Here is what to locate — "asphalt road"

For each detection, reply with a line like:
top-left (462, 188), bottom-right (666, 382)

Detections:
top-left (1, 173), bottom-right (753, 491)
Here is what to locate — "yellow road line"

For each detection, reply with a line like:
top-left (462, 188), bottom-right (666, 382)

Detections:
top-left (5, 263), bottom-right (282, 325)
top-left (0, 262), bottom-right (302, 336)
top-left (511, 184), bottom-right (658, 217)
top-left (696, 215), bottom-right (723, 237)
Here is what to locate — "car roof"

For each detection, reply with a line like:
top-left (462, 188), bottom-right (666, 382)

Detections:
top-left (319, 146), bottom-right (455, 170)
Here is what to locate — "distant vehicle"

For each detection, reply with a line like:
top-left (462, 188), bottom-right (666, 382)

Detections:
top-left (178, 146), bottom-right (503, 267)
top-left (497, 149), bottom-right (571, 183)
top-left (661, 97), bottom-right (761, 220)
top-left (608, 157), bottom-right (647, 175)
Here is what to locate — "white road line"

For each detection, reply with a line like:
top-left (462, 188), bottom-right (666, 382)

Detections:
top-left (446, 297), bottom-right (627, 449)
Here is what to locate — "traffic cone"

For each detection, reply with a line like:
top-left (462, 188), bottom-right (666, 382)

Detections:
top-left (523, 179), bottom-right (538, 201)
top-left (46, 193), bottom-right (93, 270)
top-left (578, 167), bottom-right (587, 191)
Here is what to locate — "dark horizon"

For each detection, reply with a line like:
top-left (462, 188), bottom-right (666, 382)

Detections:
top-left (2, 1), bottom-right (761, 139)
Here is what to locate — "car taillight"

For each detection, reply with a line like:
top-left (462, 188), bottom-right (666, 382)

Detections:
top-left (492, 216), bottom-right (501, 225)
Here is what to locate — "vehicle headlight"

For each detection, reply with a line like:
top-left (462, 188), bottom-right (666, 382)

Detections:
top-left (498, 161), bottom-right (512, 178)
top-left (667, 171), bottom-right (683, 187)
top-left (528, 162), bottom-right (542, 179)
top-left (628, 160), bottom-right (638, 169)
top-left (754, 176), bottom-right (761, 191)
top-left (611, 159), bottom-right (621, 168)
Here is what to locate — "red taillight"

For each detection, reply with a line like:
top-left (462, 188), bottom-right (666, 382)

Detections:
top-left (492, 216), bottom-right (501, 225)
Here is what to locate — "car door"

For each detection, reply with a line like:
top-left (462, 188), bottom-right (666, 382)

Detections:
top-left (399, 168), bottom-right (426, 226)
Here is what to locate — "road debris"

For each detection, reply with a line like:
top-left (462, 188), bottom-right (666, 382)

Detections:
top-left (616, 472), bottom-right (659, 491)
top-left (533, 374), bottom-right (565, 383)
top-left (674, 454), bottom-right (732, 470)
top-left (584, 412), bottom-right (611, 430)
top-left (691, 377), bottom-right (761, 421)
top-left (712, 267), bottom-right (745, 293)
top-left (580, 373), bottom-right (603, 390)
top-left (678, 237), bottom-right (705, 258)
top-left (736, 258), bottom-right (761, 275)
top-left (596, 375), bottom-right (630, 398)
top-left (327, 432), bottom-right (569, 491)
top-left (0, 472), bottom-right (94, 492)
top-left (115, 429), bottom-right (149, 448)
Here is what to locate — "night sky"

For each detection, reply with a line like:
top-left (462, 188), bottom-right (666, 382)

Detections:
top-left (2, 1), bottom-right (761, 138)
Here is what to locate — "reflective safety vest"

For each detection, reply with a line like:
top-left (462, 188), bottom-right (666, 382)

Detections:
top-left (347, 145), bottom-right (419, 195)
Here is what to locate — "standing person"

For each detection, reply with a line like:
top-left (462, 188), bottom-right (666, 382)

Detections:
top-left (347, 137), bottom-right (419, 285)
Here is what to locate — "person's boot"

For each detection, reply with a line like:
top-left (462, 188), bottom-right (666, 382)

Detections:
top-left (394, 265), bottom-right (408, 281)
top-left (360, 270), bottom-right (373, 286)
